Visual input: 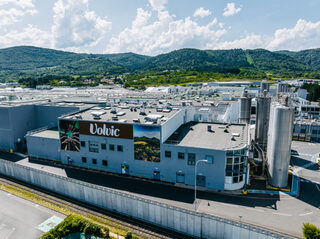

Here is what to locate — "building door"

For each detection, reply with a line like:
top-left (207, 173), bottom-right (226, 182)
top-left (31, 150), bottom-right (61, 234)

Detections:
top-left (121, 163), bottom-right (129, 175)
top-left (176, 171), bottom-right (185, 183)
top-left (196, 175), bottom-right (206, 187)
top-left (153, 169), bottom-right (160, 180)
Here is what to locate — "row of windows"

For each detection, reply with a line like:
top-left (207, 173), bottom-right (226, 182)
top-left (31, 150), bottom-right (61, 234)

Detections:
top-left (164, 151), bottom-right (214, 165)
top-left (81, 157), bottom-right (108, 166)
top-left (81, 141), bottom-right (123, 153)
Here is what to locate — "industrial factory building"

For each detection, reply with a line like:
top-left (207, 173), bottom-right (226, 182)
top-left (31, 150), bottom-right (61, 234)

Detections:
top-left (26, 104), bottom-right (249, 191)
top-left (0, 81), bottom-right (301, 192)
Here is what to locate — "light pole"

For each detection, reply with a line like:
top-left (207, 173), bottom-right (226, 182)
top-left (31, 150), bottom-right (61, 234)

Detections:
top-left (194, 159), bottom-right (208, 211)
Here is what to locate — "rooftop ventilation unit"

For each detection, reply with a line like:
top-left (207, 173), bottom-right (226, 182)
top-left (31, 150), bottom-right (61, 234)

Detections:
top-left (116, 111), bottom-right (126, 116)
top-left (224, 128), bottom-right (229, 133)
top-left (231, 136), bottom-right (236, 141)
top-left (91, 111), bottom-right (105, 119)
top-left (112, 116), bottom-right (118, 121)
top-left (110, 108), bottom-right (116, 114)
top-left (133, 118), bottom-right (141, 123)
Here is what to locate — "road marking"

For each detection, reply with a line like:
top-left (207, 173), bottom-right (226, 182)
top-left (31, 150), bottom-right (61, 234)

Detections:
top-left (7, 193), bottom-right (11, 196)
top-left (5, 227), bottom-right (15, 239)
top-left (272, 212), bottom-right (292, 216)
top-left (299, 212), bottom-right (313, 216)
top-left (246, 207), bottom-right (264, 213)
top-left (220, 203), bottom-right (239, 208)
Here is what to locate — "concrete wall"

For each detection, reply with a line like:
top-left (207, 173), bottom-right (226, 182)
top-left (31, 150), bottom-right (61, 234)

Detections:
top-left (0, 107), bottom-right (12, 150)
top-left (35, 105), bottom-right (79, 129)
top-left (0, 159), bottom-right (290, 239)
top-left (26, 136), bottom-right (60, 161)
top-left (0, 159), bottom-right (286, 239)
top-left (161, 109), bottom-right (185, 143)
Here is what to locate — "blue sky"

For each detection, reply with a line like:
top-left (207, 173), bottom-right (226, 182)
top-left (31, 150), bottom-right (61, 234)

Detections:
top-left (134, 125), bottom-right (160, 139)
top-left (0, 0), bottom-right (320, 55)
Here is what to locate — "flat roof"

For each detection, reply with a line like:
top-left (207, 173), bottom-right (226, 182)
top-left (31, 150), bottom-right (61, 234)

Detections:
top-left (31, 130), bottom-right (59, 139)
top-left (166, 122), bottom-right (248, 150)
top-left (62, 106), bottom-right (180, 125)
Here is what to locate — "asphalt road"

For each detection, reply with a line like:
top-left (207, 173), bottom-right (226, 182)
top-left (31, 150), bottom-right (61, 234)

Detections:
top-left (0, 189), bottom-right (64, 239)
top-left (291, 141), bottom-right (320, 183)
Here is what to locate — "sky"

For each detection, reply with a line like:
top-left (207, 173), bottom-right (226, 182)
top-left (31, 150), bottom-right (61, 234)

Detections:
top-left (134, 125), bottom-right (160, 139)
top-left (0, 0), bottom-right (320, 55)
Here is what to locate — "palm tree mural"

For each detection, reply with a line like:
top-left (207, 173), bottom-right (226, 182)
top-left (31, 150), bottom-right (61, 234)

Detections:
top-left (59, 120), bottom-right (80, 152)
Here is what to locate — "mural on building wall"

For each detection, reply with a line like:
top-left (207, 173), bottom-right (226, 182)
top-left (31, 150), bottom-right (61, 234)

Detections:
top-left (59, 120), bottom-right (80, 152)
top-left (134, 125), bottom-right (160, 162)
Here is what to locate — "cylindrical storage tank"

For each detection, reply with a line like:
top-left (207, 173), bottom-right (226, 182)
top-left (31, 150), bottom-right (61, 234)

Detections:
top-left (277, 82), bottom-right (288, 94)
top-left (267, 105), bottom-right (294, 188)
top-left (239, 97), bottom-right (251, 124)
top-left (260, 80), bottom-right (270, 93)
top-left (255, 95), bottom-right (271, 151)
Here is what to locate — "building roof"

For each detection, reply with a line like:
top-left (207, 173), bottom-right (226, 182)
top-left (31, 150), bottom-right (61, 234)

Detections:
top-left (30, 130), bottom-right (59, 139)
top-left (61, 105), bottom-right (180, 125)
top-left (165, 122), bottom-right (248, 150)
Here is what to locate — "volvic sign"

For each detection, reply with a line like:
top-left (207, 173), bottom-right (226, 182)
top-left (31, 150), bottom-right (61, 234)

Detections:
top-left (79, 121), bottom-right (133, 139)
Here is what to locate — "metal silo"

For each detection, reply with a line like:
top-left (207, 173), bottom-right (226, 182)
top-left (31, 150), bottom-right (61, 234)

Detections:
top-left (260, 80), bottom-right (270, 93)
top-left (239, 90), bottom-right (252, 124)
top-left (267, 101), bottom-right (294, 188)
top-left (277, 82), bottom-right (289, 94)
top-left (255, 91), bottom-right (271, 151)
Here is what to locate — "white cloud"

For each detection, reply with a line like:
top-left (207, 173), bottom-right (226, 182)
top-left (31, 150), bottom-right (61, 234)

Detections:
top-left (106, 6), bottom-right (225, 55)
top-left (51, 0), bottom-right (112, 50)
top-left (213, 34), bottom-right (265, 49)
top-left (193, 7), bottom-right (211, 18)
top-left (0, 24), bottom-right (51, 48)
top-left (148, 0), bottom-right (167, 12)
top-left (0, 0), bottom-right (37, 28)
top-left (0, 0), bottom-right (35, 9)
top-left (223, 3), bottom-right (241, 17)
top-left (267, 19), bottom-right (320, 51)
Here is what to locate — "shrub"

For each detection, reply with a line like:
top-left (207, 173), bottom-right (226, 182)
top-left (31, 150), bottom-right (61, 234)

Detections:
top-left (303, 223), bottom-right (320, 239)
top-left (40, 214), bottom-right (109, 239)
top-left (125, 231), bottom-right (132, 239)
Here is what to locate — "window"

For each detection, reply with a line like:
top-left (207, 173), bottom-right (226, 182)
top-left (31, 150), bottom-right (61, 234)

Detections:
top-left (227, 157), bottom-right (233, 164)
top-left (89, 141), bottom-right (99, 153)
top-left (102, 160), bottom-right (108, 166)
top-left (81, 141), bottom-right (86, 147)
top-left (301, 129), bottom-right (306, 133)
top-left (92, 158), bottom-right (97, 164)
top-left (233, 176), bottom-right (239, 183)
top-left (117, 145), bottom-right (123, 152)
top-left (109, 144), bottom-right (115, 151)
top-left (101, 143), bottom-right (106, 150)
top-left (178, 152), bottom-right (185, 159)
top-left (239, 175), bottom-right (243, 181)
top-left (165, 151), bottom-right (171, 158)
top-left (205, 155), bottom-right (214, 164)
top-left (187, 153), bottom-right (196, 165)
top-left (81, 157), bottom-right (87, 163)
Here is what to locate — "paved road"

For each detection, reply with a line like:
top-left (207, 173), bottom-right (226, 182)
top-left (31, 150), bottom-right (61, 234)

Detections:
top-left (0, 189), bottom-right (64, 239)
top-left (291, 141), bottom-right (320, 183)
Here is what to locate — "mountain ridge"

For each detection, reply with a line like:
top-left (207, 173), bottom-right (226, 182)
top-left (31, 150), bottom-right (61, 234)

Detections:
top-left (0, 46), bottom-right (320, 81)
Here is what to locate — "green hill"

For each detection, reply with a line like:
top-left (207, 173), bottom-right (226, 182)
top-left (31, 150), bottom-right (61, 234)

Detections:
top-left (0, 46), bottom-right (320, 82)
